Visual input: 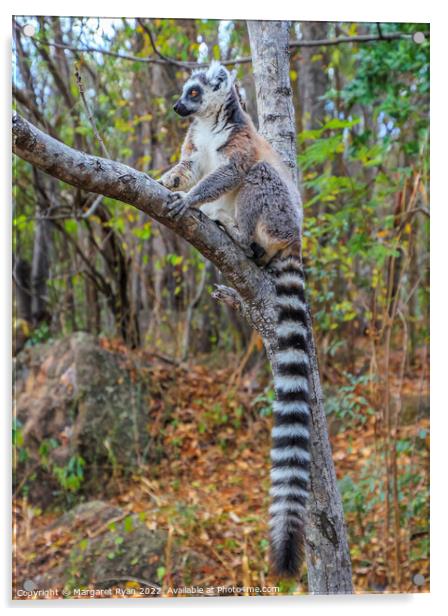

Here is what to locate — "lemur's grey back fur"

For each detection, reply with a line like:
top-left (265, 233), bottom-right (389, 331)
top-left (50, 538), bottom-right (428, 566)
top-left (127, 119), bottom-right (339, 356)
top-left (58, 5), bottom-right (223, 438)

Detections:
top-left (159, 62), bottom-right (310, 578)
top-left (233, 163), bottom-right (310, 576)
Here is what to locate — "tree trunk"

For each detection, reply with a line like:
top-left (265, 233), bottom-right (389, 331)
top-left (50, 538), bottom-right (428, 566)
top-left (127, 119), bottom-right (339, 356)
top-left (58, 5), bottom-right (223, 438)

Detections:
top-left (13, 257), bottom-right (32, 354)
top-left (247, 19), bottom-right (353, 594)
top-left (30, 168), bottom-right (52, 326)
top-left (298, 21), bottom-right (329, 131)
top-left (248, 21), bottom-right (298, 185)
top-left (297, 21), bottom-right (329, 206)
top-left (13, 258), bottom-right (32, 323)
top-left (84, 238), bottom-right (101, 335)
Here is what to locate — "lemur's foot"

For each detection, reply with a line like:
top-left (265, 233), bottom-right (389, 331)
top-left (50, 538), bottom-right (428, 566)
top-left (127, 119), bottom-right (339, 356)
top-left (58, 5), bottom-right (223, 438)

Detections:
top-left (250, 242), bottom-right (266, 263)
top-left (214, 221), bottom-right (255, 259)
top-left (233, 240), bottom-right (255, 260)
top-left (166, 192), bottom-right (189, 219)
top-left (211, 284), bottom-right (243, 312)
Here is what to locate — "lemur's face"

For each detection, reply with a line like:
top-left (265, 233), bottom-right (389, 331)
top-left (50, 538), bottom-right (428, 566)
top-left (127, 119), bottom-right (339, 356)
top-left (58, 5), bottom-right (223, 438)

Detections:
top-left (173, 62), bottom-right (234, 118)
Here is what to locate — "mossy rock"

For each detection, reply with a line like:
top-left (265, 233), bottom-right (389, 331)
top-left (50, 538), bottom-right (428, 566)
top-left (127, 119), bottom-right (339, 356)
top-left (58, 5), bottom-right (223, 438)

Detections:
top-left (30, 501), bottom-right (166, 592)
top-left (13, 333), bottom-right (159, 503)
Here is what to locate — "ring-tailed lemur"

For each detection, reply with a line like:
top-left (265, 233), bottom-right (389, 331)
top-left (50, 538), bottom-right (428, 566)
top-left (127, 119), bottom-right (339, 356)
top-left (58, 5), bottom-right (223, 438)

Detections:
top-left (159, 62), bottom-right (310, 577)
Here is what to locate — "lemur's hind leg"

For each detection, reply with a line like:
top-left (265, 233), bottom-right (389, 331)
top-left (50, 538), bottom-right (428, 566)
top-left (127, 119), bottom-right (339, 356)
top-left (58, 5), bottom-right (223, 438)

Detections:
top-left (237, 162), bottom-right (302, 265)
top-left (231, 176), bottom-right (275, 264)
top-left (209, 209), bottom-right (256, 259)
top-left (221, 223), bottom-right (255, 258)
top-left (223, 227), bottom-right (265, 262)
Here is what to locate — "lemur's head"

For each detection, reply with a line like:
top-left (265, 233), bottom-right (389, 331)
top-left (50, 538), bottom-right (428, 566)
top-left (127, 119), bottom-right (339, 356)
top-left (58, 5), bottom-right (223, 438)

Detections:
top-left (173, 61), bottom-right (236, 118)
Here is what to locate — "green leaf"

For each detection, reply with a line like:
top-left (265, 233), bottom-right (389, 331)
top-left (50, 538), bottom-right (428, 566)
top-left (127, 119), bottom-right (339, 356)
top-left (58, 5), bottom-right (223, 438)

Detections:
top-left (64, 220), bottom-right (78, 235)
top-left (124, 515), bottom-right (134, 533)
top-left (79, 538), bottom-right (89, 551)
top-left (323, 118), bottom-right (360, 130)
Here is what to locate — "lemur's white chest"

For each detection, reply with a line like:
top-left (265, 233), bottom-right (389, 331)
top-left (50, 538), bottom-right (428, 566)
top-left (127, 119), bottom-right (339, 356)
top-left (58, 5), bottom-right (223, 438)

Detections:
top-left (194, 121), bottom-right (228, 174)
top-left (193, 120), bottom-right (237, 224)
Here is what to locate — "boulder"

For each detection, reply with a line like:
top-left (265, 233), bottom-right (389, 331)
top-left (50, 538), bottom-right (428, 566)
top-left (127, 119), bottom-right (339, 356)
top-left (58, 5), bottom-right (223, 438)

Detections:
top-left (17, 501), bottom-right (213, 597)
top-left (13, 333), bottom-right (156, 503)
top-left (27, 501), bottom-right (167, 593)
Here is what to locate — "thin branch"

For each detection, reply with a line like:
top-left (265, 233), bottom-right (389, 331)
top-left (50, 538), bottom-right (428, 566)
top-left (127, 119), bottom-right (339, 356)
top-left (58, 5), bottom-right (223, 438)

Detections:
top-left (290, 31), bottom-right (413, 49)
top-left (397, 207), bottom-right (430, 233)
top-left (136, 18), bottom-right (188, 69)
top-left (74, 63), bottom-right (110, 158)
top-left (27, 32), bottom-right (196, 67)
top-left (181, 259), bottom-right (210, 361)
top-left (30, 29), bottom-right (74, 109)
top-left (17, 27), bottom-right (414, 70)
top-left (11, 21), bottom-right (166, 66)
top-left (51, 218), bottom-right (113, 297)
top-left (36, 35), bottom-right (251, 68)
top-left (82, 194), bottom-right (103, 219)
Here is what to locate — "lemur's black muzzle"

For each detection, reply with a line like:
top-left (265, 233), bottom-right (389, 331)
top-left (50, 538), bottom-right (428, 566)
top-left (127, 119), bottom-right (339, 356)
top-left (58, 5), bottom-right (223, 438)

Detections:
top-left (173, 100), bottom-right (192, 117)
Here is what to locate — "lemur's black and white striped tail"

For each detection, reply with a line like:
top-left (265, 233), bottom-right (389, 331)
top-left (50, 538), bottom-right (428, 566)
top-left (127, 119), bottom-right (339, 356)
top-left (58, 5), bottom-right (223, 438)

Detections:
top-left (269, 253), bottom-right (310, 577)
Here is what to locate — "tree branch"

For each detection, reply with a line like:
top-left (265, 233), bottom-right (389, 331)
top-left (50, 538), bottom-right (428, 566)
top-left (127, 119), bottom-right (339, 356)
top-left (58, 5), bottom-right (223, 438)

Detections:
top-left (12, 113), bottom-right (273, 330)
top-left (74, 64), bottom-right (110, 158)
top-left (29, 34), bottom-right (252, 68)
top-left (31, 33), bottom-right (75, 110)
top-left (18, 25), bottom-right (414, 70)
top-left (290, 31), bottom-right (412, 48)
top-left (82, 194), bottom-right (103, 219)
top-left (136, 18), bottom-right (190, 69)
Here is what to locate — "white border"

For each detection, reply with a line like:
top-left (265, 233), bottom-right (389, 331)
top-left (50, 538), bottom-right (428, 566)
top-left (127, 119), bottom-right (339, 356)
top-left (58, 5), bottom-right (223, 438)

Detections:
top-left (6, 0), bottom-right (435, 21)
top-left (2, 1), bottom-right (444, 614)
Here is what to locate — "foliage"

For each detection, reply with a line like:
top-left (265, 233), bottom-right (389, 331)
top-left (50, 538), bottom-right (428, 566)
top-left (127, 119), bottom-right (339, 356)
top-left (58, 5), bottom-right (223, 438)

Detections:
top-left (325, 373), bottom-right (376, 428)
top-left (13, 428), bottom-right (86, 498)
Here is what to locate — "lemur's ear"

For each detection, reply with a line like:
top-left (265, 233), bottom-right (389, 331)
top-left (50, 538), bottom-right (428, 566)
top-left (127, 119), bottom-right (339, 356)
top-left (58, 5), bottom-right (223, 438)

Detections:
top-left (207, 62), bottom-right (231, 91)
top-left (211, 68), bottom-right (228, 91)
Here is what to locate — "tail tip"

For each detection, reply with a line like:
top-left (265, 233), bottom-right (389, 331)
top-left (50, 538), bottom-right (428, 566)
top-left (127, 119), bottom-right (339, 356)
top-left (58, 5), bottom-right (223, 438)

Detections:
top-left (270, 528), bottom-right (305, 578)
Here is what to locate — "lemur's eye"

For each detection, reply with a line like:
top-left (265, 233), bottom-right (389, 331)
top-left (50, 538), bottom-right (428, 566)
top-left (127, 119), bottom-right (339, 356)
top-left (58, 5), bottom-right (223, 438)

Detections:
top-left (189, 89), bottom-right (199, 98)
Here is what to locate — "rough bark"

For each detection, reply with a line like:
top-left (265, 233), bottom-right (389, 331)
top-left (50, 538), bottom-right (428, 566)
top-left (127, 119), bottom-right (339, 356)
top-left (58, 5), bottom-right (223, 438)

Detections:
top-left (247, 20), bottom-right (353, 594)
top-left (248, 21), bottom-right (298, 185)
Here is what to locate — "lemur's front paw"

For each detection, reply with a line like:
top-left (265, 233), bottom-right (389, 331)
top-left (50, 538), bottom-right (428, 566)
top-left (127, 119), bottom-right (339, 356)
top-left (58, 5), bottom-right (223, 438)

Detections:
top-left (166, 191), bottom-right (190, 219)
top-left (159, 171), bottom-right (181, 190)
